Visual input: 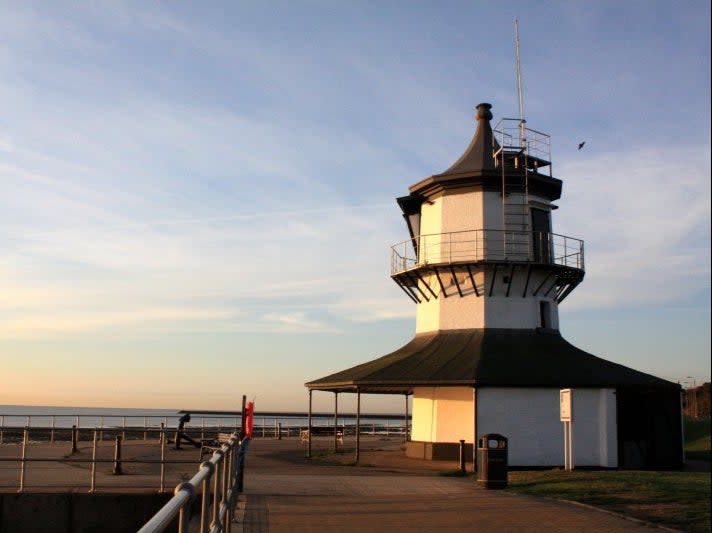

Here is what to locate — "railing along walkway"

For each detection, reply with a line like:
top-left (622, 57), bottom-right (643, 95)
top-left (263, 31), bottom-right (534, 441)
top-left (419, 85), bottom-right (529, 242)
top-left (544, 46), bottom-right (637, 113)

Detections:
top-left (138, 434), bottom-right (249, 533)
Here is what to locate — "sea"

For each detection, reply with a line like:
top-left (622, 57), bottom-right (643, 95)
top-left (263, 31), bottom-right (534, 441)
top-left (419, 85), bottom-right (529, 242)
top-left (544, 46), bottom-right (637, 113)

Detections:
top-left (0, 405), bottom-right (409, 431)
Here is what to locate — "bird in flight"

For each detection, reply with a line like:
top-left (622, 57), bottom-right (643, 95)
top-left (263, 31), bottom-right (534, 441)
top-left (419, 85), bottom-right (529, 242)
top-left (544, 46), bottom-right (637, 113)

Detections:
top-left (577, 141), bottom-right (586, 150)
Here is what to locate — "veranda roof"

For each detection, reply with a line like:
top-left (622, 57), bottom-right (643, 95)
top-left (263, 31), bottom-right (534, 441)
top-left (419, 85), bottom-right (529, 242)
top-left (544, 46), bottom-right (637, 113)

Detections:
top-left (305, 329), bottom-right (678, 394)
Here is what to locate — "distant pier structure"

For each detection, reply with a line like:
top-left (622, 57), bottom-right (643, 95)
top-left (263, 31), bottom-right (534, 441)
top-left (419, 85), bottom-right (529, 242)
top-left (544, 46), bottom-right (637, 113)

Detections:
top-left (306, 103), bottom-right (683, 469)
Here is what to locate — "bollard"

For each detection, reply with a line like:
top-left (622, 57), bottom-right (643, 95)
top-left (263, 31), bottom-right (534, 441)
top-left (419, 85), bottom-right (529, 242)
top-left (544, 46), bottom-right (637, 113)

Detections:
top-left (459, 439), bottom-right (466, 473)
top-left (159, 429), bottom-right (166, 492)
top-left (277, 422), bottom-right (282, 440)
top-left (71, 425), bottom-right (78, 453)
top-left (113, 436), bottom-right (123, 475)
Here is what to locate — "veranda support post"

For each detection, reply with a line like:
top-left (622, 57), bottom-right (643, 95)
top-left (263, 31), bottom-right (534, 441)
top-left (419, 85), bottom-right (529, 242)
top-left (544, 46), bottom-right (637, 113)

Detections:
top-left (355, 389), bottom-right (361, 464)
top-left (333, 392), bottom-right (339, 453)
top-left (307, 390), bottom-right (313, 458)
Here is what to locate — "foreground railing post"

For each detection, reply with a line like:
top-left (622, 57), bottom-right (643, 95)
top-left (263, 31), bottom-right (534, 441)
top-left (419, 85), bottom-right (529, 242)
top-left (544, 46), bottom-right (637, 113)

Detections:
top-left (89, 429), bottom-right (98, 493)
top-left (223, 448), bottom-right (232, 532)
top-left (50, 415), bottom-right (56, 444)
top-left (220, 450), bottom-right (229, 526)
top-left (277, 422), bottom-right (282, 440)
top-left (175, 482), bottom-right (196, 533)
top-left (71, 425), bottom-right (78, 453)
top-left (0, 415), bottom-right (4, 445)
top-left (18, 427), bottom-right (28, 492)
top-left (199, 461), bottom-right (215, 533)
top-left (237, 442), bottom-right (246, 493)
top-left (211, 449), bottom-right (224, 528)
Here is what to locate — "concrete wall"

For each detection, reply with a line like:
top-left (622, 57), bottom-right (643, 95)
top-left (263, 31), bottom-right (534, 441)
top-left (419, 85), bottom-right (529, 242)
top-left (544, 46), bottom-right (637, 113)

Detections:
top-left (411, 386), bottom-right (474, 444)
top-left (477, 387), bottom-right (617, 467)
top-left (0, 493), bottom-right (175, 533)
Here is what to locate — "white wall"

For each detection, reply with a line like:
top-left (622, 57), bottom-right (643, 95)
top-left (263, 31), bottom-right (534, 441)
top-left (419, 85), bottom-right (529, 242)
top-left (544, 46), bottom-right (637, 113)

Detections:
top-left (411, 386), bottom-right (475, 443)
top-left (414, 271), bottom-right (559, 332)
top-left (477, 387), bottom-right (617, 467)
top-left (413, 186), bottom-right (561, 333)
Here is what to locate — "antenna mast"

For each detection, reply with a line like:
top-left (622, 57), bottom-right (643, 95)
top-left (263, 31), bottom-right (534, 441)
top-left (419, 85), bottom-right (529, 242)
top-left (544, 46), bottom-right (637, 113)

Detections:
top-left (514, 19), bottom-right (525, 144)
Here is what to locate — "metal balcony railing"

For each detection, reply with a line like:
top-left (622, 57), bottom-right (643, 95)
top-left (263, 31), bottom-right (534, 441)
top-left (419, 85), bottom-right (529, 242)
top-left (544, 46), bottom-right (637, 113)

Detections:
top-left (391, 230), bottom-right (584, 276)
top-left (493, 118), bottom-right (552, 174)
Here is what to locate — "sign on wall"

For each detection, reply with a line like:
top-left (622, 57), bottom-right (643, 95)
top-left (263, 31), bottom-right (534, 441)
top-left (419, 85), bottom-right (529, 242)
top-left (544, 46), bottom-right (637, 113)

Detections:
top-left (560, 388), bottom-right (572, 422)
top-left (560, 388), bottom-right (574, 470)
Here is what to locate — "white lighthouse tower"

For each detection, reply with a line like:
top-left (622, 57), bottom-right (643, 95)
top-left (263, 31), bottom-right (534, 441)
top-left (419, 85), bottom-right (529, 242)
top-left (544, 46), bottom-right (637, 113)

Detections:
top-left (307, 103), bottom-right (682, 469)
top-left (390, 103), bottom-right (586, 461)
top-left (392, 103), bottom-right (582, 333)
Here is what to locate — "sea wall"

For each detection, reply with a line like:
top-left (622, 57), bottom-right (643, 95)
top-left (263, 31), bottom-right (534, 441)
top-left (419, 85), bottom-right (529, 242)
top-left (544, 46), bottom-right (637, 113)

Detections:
top-left (0, 492), bottom-right (175, 533)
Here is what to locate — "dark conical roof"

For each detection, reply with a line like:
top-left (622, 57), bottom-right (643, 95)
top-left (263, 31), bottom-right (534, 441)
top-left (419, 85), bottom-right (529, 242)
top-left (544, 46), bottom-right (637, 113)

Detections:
top-left (441, 103), bottom-right (498, 174)
top-left (407, 102), bottom-right (562, 200)
top-left (305, 329), bottom-right (678, 393)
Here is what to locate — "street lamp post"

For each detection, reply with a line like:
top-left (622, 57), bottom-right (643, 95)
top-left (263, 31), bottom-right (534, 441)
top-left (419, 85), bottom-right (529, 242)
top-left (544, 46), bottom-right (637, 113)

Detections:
top-left (685, 377), bottom-right (698, 419)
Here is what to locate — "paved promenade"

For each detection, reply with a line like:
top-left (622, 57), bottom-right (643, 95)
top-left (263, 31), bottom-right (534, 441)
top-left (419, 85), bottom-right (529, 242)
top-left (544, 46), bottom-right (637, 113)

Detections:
top-left (1, 435), bottom-right (674, 531)
top-left (238, 437), bottom-right (659, 533)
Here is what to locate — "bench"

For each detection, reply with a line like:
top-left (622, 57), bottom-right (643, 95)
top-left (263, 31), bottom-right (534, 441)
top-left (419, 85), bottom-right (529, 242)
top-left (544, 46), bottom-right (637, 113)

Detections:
top-left (300, 427), bottom-right (344, 445)
top-left (200, 432), bottom-right (235, 458)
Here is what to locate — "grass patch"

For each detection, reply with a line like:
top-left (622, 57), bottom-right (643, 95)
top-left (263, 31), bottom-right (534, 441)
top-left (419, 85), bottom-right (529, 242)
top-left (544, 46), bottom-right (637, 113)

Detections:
top-left (685, 418), bottom-right (711, 444)
top-left (685, 417), bottom-right (711, 462)
top-left (508, 470), bottom-right (710, 532)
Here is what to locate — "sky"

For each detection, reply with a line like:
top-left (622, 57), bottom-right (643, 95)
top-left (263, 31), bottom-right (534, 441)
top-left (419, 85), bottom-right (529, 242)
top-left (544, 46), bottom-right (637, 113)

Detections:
top-left (0, 1), bottom-right (709, 413)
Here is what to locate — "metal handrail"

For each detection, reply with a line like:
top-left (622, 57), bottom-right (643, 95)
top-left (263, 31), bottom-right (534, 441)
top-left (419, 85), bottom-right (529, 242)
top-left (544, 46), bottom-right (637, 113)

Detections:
top-left (138, 434), bottom-right (250, 533)
top-left (391, 229), bottom-right (584, 276)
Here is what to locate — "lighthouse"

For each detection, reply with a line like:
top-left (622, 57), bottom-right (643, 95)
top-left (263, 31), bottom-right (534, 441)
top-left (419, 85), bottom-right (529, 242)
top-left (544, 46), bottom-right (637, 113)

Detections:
top-left (307, 104), bottom-right (683, 470)
top-left (391, 103), bottom-right (581, 333)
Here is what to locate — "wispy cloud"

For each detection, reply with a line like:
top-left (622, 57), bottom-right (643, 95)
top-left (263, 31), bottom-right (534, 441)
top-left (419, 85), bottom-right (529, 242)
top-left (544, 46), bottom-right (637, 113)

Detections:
top-left (0, 306), bottom-right (235, 338)
top-left (557, 144), bottom-right (710, 310)
top-left (259, 312), bottom-right (332, 333)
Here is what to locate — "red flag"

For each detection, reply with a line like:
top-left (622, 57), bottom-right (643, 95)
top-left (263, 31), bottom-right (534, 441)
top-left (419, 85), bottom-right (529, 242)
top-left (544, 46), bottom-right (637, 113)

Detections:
top-left (245, 401), bottom-right (254, 438)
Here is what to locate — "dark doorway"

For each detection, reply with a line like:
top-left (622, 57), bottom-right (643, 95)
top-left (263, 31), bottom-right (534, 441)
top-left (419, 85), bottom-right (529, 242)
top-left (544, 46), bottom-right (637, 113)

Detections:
top-left (531, 208), bottom-right (551, 263)
top-left (617, 388), bottom-right (683, 469)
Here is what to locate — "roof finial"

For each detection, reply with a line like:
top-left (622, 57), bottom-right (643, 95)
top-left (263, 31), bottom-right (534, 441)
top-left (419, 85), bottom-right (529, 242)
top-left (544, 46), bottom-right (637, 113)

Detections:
top-left (440, 102), bottom-right (496, 174)
top-left (476, 103), bottom-right (493, 121)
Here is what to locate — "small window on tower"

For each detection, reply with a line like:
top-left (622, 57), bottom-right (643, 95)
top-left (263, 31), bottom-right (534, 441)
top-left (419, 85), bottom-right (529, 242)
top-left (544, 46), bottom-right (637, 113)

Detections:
top-left (539, 301), bottom-right (551, 329)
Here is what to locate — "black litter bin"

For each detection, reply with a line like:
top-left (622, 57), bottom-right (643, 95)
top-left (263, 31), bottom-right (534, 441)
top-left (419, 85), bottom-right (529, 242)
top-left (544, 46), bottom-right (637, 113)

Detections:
top-left (477, 434), bottom-right (508, 489)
